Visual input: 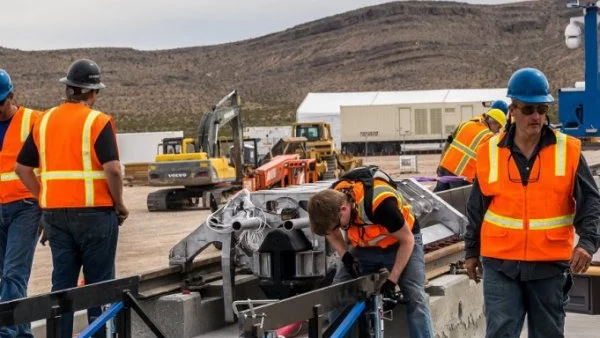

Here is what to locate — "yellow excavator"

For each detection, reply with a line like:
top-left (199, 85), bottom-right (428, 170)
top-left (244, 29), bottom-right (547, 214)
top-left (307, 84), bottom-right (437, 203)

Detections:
top-left (146, 90), bottom-right (254, 211)
top-left (261, 122), bottom-right (362, 180)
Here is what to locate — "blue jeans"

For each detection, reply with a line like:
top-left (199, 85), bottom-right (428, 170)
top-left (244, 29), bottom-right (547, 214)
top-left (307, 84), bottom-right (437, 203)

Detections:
top-left (482, 260), bottom-right (572, 338)
top-left (330, 233), bottom-right (434, 338)
top-left (43, 208), bottom-right (119, 338)
top-left (0, 199), bottom-right (41, 338)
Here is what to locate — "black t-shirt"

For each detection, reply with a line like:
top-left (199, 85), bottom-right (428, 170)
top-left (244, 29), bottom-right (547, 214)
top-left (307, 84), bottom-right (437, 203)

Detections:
top-left (371, 197), bottom-right (420, 234)
top-left (17, 123), bottom-right (119, 167)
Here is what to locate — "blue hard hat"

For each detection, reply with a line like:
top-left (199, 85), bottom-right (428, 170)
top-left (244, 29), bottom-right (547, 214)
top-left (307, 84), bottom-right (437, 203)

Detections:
top-left (0, 69), bottom-right (14, 102)
top-left (490, 100), bottom-right (509, 115)
top-left (507, 68), bottom-right (554, 104)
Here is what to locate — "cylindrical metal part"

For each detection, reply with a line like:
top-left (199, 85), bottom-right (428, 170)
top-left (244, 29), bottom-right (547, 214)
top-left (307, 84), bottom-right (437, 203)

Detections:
top-left (424, 242), bottom-right (465, 264)
top-left (232, 218), bottom-right (262, 231)
top-left (283, 217), bottom-right (310, 230)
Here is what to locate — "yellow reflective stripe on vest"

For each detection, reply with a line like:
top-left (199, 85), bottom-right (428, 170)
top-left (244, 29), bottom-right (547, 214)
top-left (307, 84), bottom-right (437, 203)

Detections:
top-left (82, 111), bottom-right (102, 206)
top-left (555, 132), bottom-right (567, 177)
top-left (0, 169), bottom-right (40, 181)
top-left (40, 109), bottom-right (104, 207)
top-left (40, 171), bottom-right (105, 180)
top-left (454, 128), bottom-right (490, 176)
top-left (485, 209), bottom-right (574, 230)
top-left (529, 214), bottom-right (574, 230)
top-left (39, 107), bottom-right (58, 207)
top-left (20, 108), bottom-right (32, 142)
top-left (358, 233), bottom-right (390, 247)
top-left (484, 209), bottom-right (523, 229)
top-left (488, 135), bottom-right (500, 183)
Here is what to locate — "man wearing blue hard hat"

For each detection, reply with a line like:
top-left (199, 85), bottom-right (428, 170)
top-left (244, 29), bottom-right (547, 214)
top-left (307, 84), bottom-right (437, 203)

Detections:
top-left (465, 67), bottom-right (600, 337)
top-left (0, 69), bottom-right (43, 337)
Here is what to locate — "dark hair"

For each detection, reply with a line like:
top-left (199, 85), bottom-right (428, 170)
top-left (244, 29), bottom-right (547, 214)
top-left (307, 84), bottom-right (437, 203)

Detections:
top-left (65, 86), bottom-right (98, 102)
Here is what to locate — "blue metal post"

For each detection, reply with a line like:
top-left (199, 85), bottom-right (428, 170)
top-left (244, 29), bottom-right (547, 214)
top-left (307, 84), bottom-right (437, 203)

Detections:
top-left (77, 302), bottom-right (124, 338)
top-left (330, 301), bottom-right (366, 338)
top-left (584, 5), bottom-right (600, 131)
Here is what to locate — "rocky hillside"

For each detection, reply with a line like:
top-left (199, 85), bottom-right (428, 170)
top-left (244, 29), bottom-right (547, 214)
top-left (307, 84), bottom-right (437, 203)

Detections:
top-left (0, 0), bottom-right (583, 135)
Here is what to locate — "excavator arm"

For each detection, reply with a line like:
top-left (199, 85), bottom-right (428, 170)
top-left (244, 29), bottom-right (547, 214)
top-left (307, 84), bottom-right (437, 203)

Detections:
top-left (196, 90), bottom-right (244, 181)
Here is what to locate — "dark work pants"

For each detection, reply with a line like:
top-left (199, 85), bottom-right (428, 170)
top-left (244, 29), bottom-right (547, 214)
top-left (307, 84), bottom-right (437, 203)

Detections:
top-left (43, 208), bottom-right (119, 338)
top-left (482, 260), bottom-right (573, 338)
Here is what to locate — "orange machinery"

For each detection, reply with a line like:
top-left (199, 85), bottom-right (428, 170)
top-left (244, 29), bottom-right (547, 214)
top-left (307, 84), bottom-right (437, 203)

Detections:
top-left (242, 154), bottom-right (318, 191)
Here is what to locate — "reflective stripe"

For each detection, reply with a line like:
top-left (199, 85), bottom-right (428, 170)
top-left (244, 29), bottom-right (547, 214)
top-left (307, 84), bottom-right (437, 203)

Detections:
top-left (39, 107), bottom-right (58, 207)
top-left (450, 128), bottom-right (489, 176)
top-left (555, 132), bottom-right (567, 177)
top-left (0, 169), bottom-right (40, 181)
top-left (82, 110), bottom-right (101, 206)
top-left (485, 209), bottom-right (574, 230)
top-left (20, 108), bottom-right (32, 142)
top-left (358, 233), bottom-right (390, 247)
top-left (529, 214), bottom-right (574, 230)
top-left (488, 135), bottom-right (499, 183)
top-left (484, 209), bottom-right (523, 229)
top-left (40, 171), bottom-right (105, 180)
top-left (357, 196), bottom-right (373, 224)
top-left (450, 139), bottom-right (477, 159)
top-left (39, 108), bottom-right (104, 207)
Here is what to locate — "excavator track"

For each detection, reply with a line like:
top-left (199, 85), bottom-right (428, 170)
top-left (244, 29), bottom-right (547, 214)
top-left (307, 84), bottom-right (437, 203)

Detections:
top-left (147, 188), bottom-right (202, 212)
top-left (322, 155), bottom-right (338, 180)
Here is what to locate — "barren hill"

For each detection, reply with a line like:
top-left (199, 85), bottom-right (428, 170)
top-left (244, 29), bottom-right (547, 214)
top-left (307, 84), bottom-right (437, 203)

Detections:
top-left (0, 0), bottom-right (584, 135)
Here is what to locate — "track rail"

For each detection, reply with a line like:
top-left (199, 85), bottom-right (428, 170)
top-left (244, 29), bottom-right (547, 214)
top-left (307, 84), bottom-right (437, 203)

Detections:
top-left (135, 238), bottom-right (465, 299)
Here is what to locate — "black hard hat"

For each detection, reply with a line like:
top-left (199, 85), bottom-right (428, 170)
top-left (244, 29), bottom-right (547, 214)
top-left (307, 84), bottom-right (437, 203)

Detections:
top-left (59, 59), bottom-right (105, 90)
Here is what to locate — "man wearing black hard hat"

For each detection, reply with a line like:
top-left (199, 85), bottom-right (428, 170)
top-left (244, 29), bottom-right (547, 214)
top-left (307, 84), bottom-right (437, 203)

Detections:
top-left (15, 59), bottom-right (128, 338)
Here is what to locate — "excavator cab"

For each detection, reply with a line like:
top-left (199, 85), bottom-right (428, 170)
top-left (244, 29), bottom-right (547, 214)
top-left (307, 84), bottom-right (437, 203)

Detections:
top-left (157, 137), bottom-right (196, 155)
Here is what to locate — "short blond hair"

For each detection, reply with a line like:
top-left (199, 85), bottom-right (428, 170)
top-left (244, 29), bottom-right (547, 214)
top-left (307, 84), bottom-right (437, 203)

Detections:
top-left (308, 189), bottom-right (347, 236)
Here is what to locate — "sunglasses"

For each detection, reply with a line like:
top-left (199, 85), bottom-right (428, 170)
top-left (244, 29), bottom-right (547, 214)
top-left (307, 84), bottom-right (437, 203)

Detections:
top-left (516, 103), bottom-right (549, 116)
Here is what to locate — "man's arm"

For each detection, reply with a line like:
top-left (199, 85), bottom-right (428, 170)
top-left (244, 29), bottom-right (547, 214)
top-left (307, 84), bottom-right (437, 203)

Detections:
top-left (572, 154), bottom-right (600, 256)
top-left (326, 228), bottom-right (349, 256)
top-left (464, 178), bottom-right (491, 259)
top-left (373, 198), bottom-right (413, 282)
top-left (95, 122), bottom-right (128, 224)
top-left (15, 133), bottom-right (40, 197)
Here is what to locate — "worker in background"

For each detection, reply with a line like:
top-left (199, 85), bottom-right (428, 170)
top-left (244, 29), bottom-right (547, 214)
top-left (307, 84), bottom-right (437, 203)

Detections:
top-left (0, 69), bottom-right (42, 337)
top-left (15, 59), bottom-right (129, 338)
top-left (465, 67), bottom-right (600, 337)
top-left (308, 167), bottom-right (433, 338)
top-left (433, 105), bottom-right (507, 192)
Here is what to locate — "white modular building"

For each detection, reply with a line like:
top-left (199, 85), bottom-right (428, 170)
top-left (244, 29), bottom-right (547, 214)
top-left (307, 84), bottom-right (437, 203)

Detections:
top-left (296, 89), bottom-right (510, 155)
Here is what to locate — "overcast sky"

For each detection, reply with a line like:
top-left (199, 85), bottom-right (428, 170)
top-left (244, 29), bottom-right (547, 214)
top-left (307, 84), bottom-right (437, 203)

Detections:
top-left (2, 0), bottom-right (527, 51)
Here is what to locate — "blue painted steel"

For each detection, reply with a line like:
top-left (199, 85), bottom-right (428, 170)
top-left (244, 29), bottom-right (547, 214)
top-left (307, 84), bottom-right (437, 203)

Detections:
top-left (330, 301), bottom-right (366, 338)
top-left (559, 3), bottom-right (600, 137)
top-left (77, 302), bottom-right (123, 338)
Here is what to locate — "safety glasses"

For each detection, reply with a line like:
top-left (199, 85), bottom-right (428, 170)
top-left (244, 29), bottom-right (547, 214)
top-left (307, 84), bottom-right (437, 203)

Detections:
top-left (507, 153), bottom-right (541, 184)
top-left (516, 103), bottom-right (549, 116)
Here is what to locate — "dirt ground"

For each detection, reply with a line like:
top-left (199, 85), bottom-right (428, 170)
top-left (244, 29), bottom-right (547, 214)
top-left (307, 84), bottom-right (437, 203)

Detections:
top-left (27, 186), bottom-right (215, 296)
top-left (27, 150), bottom-right (600, 296)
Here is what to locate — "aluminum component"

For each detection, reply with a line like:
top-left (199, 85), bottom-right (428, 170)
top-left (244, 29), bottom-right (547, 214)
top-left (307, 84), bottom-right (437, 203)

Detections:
top-left (294, 250), bottom-right (327, 278)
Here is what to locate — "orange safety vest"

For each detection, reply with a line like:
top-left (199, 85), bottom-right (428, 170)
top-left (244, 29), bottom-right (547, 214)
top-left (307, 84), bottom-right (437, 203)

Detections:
top-left (0, 107), bottom-right (41, 203)
top-left (332, 179), bottom-right (415, 248)
top-left (476, 130), bottom-right (580, 261)
top-left (32, 103), bottom-right (115, 208)
top-left (440, 118), bottom-right (492, 183)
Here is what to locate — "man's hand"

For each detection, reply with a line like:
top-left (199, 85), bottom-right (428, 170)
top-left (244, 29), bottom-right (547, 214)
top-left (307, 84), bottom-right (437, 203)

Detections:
top-left (115, 203), bottom-right (129, 226)
top-left (571, 247), bottom-right (592, 274)
top-left (380, 279), bottom-right (400, 311)
top-left (342, 252), bottom-right (362, 278)
top-left (465, 257), bottom-right (483, 283)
